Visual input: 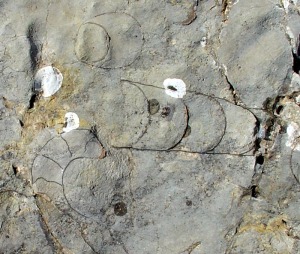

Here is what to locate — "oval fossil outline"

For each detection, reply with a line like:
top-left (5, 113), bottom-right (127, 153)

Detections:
top-left (74, 12), bottom-right (144, 69)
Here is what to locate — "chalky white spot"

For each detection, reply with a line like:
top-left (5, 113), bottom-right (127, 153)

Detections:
top-left (200, 37), bottom-right (207, 47)
top-left (63, 112), bottom-right (80, 133)
top-left (34, 66), bottom-right (63, 97)
top-left (286, 122), bottom-right (300, 151)
top-left (163, 78), bottom-right (186, 98)
top-left (282, 0), bottom-right (289, 12)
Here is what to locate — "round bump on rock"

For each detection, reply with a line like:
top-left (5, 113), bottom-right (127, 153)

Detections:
top-left (114, 202), bottom-right (127, 216)
top-left (34, 66), bottom-right (63, 97)
top-left (148, 99), bottom-right (160, 115)
top-left (160, 106), bottom-right (172, 118)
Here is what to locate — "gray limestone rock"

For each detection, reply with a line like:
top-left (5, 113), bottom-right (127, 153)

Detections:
top-left (174, 94), bottom-right (226, 152)
top-left (0, 0), bottom-right (299, 253)
top-left (0, 191), bottom-right (52, 253)
top-left (93, 81), bottom-right (149, 148)
top-left (130, 81), bottom-right (188, 150)
top-left (75, 13), bottom-right (143, 69)
top-left (218, 0), bottom-right (292, 108)
top-left (31, 129), bottom-right (103, 185)
top-left (0, 117), bottom-right (22, 150)
top-left (63, 156), bottom-right (130, 219)
top-left (211, 99), bottom-right (257, 154)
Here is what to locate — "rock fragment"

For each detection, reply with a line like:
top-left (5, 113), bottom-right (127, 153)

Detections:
top-left (218, 0), bottom-right (291, 108)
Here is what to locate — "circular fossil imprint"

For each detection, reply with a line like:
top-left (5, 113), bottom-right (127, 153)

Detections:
top-left (75, 23), bottom-right (110, 63)
top-left (94, 81), bottom-right (149, 147)
top-left (174, 95), bottom-right (226, 153)
top-left (211, 99), bottom-right (256, 154)
top-left (75, 12), bottom-right (143, 68)
top-left (31, 129), bottom-right (103, 185)
top-left (129, 81), bottom-right (188, 150)
top-left (63, 157), bottom-right (125, 218)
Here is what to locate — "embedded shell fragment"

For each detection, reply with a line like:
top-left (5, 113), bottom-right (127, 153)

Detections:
top-left (34, 66), bottom-right (63, 97)
top-left (63, 112), bottom-right (80, 133)
top-left (163, 78), bottom-right (187, 98)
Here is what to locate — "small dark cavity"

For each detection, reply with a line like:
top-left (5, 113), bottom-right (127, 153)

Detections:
top-left (29, 94), bottom-right (37, 109)
top-left (251, 185), bottom-right (259, 198)
top-left (19, 120), bottom-right (24, 127)
top-left (167, 85), bottom-right (177, 91)
top-left (261, 118), bottom-right (275, 141)
top-left (12, 165), bottom-right (18, 175)
top-left (256, 155), bottom-right (264, 165)
top-left (275, 105), bottom-right (284, 115)
top-left (33, 80), bottom-right (42, 93)
top-left (114, 202), bottom-right (127, 216)
top-left (186, 200), bottom-right (192, 206)
top-left (26, 22), bottom-right (41, 72)
top-left (183, 125), bottom-right (191, 138)
top-left (161, 106), bottom-right (171, 118)
top-left (262, 97), bottom-right (273, 112)
top-left (148, 99), bottom-right (160, 115)
top-left (293, 34), bottom-right (300, 73)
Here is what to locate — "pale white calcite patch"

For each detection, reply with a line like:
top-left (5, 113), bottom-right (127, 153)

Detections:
top-left (286, 122), bottom-right (300, 151)
top-left (34, 66), bottom-right (63, 97)
top-left (282, 0), bottom-right (289, 12)
top-left (63, 112), bottom-right (80, 133)
top-left (163, 78), bottom-right (186, 98)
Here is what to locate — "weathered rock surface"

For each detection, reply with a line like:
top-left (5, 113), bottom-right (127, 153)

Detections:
top-left (0, 0), bottom-right (300, 253)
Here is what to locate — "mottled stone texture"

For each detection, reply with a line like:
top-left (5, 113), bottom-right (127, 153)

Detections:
top-left (0, 0), bottom-right (300, 253)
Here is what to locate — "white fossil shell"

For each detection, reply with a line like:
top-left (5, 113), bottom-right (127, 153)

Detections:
top-left (286, 122), bottom-right (300, 151)
top-left (34, 66), bottom-right (63, 97)
top-left (63, 112), bottom-right (80, 133)
top-left (163, 78), bottom-right (186, 98)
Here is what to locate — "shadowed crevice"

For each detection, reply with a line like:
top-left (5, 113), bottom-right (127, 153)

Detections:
top-left (26, 22), bottom-right (41, 73)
